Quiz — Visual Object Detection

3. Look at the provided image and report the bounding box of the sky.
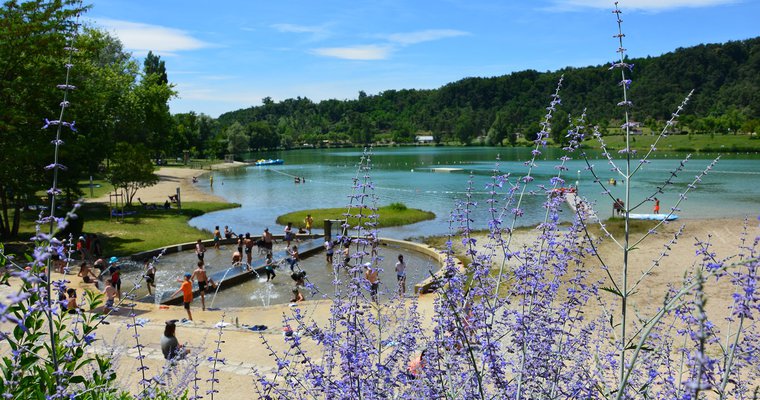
[87,0,760,118]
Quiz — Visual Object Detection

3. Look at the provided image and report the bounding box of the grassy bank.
[276,203,435,229]
[14,201,239,257]
[593,133,760,153]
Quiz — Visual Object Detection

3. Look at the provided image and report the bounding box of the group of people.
[170,260,218,321]
[613,197,661,215]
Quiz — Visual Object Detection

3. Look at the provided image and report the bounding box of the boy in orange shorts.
[171,273,194,321]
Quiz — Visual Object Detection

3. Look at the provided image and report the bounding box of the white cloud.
[311,45,393,60]
[94,18,212,56]
[271,23,331,41]
[384,29,470,45]
[547,0,739,11]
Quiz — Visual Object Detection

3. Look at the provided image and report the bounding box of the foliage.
[214,36,760,150]
[106,142,159,206]
[0,0,87,239]
[275,204,435,229]
[3,4,760,400]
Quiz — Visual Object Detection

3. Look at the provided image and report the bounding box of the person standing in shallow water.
[171,273,194,321]
[243,233,254,267]
[195,239,205,261]
[264,253,276,281]
[213,226,221,249]
[653,197,660,214]
[191,261,209,311]
[395,254,407,296]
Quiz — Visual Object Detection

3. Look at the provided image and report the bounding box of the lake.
[189,146,760,240]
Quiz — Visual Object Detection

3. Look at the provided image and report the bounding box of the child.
[190,261,209,311]
[110,265,122,300]
[290,288,304,303]
[324,240,334,264]
[264,253,276,282]
[213,226,221,249]
[304,214,314,235]
[66,288,78,314]
[103,279,116,312]
[78,262,99,286]
[171,273,194,321]
[144,260,156,295]
[287,245,300,272]
[195,239,206,261]
[284,222,294,247]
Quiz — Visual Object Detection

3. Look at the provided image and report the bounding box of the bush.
[388,202,407,211]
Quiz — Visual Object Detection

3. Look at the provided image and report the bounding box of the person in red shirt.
[171,273,194,321]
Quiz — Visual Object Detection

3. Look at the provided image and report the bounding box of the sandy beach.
[2,164,757,395]
[90,161,248,204]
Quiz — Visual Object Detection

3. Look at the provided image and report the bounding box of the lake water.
[189,147,760,240]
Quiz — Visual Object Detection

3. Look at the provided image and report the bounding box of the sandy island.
[2,164,758,395]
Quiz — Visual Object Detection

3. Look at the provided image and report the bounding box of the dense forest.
[202,36,760,154]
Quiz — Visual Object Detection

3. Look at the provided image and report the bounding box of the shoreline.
[89,161,248,204]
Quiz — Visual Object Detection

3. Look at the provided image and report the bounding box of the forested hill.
[217,36,760,147]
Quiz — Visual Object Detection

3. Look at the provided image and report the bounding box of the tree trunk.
[11,202,20,238]
[0,187,10,240]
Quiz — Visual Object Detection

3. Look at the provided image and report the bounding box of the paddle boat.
[254,159,284,166]
[628,213,678,221]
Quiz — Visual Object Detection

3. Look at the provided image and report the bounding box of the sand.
[89,161,248,204]
[1,162,757,395]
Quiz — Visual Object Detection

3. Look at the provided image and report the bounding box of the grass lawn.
[592,133,760,153]
[276,203,435,229]
[78,179,114,199]
[14,201,239,257]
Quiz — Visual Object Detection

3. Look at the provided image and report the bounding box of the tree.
[143,51,168,85]
[486,111,508,146]
[0,0,87,239]
[107,142,159,205]
[224,122,249,157]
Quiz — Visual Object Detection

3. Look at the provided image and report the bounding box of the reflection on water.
[189,147,760,240]
[119,242,439,308]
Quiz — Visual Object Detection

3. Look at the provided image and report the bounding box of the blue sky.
[88,0,759,117]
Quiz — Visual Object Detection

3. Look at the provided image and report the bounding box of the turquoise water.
[189,147,760,239]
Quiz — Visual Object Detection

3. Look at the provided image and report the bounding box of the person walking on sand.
[213,226,221,249]
[171,273,194,321]
[395,254,407,296]
[191,261,209,311]
[653,197,660,214]
[304,214,314,235]
[195,239,206,261]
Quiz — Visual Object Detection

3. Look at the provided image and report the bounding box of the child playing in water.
[171,273,194,321]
